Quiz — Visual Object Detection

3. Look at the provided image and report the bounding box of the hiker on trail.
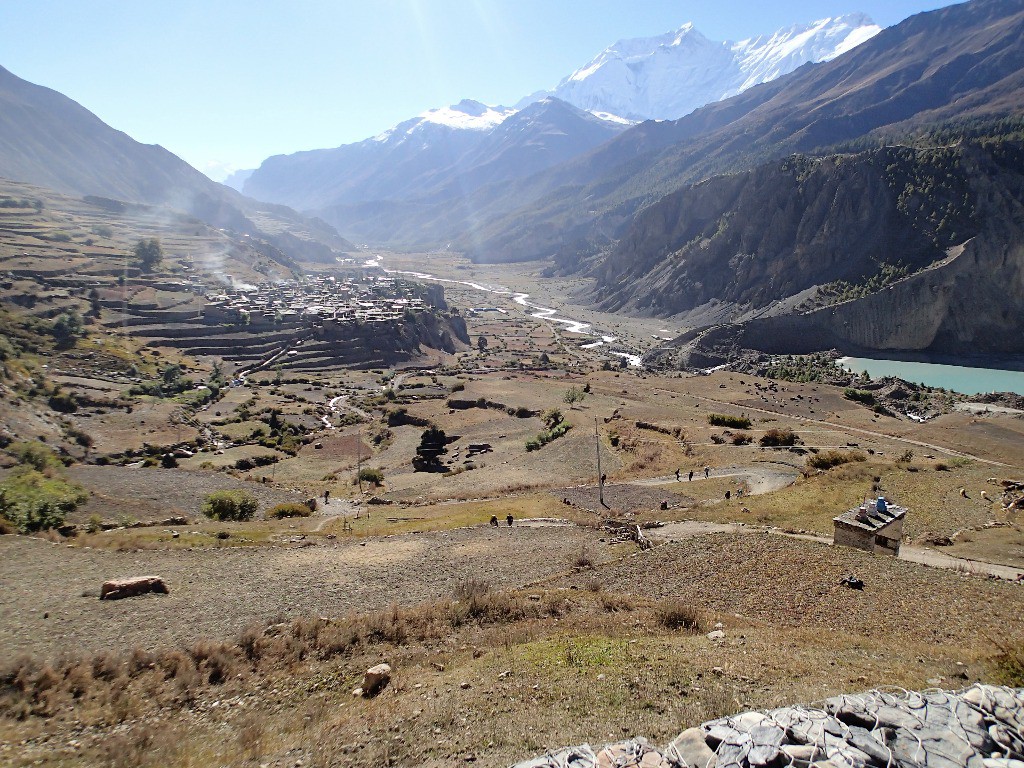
[675,469,681,481]
[688,470,694,482]
[704,466,710,479]
[601,473,607,486]
[323,489,330,503]
[725,490,731,500]
[490,515,499,527]
[506,514,514,527]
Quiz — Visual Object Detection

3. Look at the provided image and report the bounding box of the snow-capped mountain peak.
[373,99,517,144]
[529,14,882,121]
[418,99,517,130]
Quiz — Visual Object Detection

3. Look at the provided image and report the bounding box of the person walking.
[688,469,694,482]
[675,469,681,481]
[506,514,514,527]
[704,466,710,479]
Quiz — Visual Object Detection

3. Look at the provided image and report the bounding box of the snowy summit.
[526,13,881,121]
[373,99,517,144]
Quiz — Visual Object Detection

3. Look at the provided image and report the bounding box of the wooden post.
[357,426,363,494]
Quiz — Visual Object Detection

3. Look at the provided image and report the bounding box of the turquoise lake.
[837,357,1024,396]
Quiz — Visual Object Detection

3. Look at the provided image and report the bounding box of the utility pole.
[595,417,604,506]
[356,426,363,494]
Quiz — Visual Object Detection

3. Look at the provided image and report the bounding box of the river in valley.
[371,257,643,367]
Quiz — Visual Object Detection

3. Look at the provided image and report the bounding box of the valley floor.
[3,253,1024,768]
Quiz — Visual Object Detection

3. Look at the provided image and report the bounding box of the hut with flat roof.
[833,498,906,555]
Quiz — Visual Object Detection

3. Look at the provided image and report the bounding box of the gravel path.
[627,464,799,494]
[0,524,603,660]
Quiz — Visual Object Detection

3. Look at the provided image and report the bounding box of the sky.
[0,0,956,180]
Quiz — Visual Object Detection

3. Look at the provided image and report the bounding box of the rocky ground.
[553,532,1024,643]
[66,465,307,523]
[0,523,606,660]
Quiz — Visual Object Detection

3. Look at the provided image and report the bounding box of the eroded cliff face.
[639,140,1024,361]
[824,227,1024,354]
[688,216,1024,359]
[592,144,1000,317]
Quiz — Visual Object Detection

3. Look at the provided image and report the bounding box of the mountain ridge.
[462,0,1024,265]
[0,64,354,262]
[523,14,880,121]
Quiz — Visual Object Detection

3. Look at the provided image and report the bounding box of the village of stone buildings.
[201,273,444,331]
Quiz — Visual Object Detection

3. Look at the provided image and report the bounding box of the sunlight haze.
[1,0,957,178]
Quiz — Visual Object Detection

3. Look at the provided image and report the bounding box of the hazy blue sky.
[0,0,955,179]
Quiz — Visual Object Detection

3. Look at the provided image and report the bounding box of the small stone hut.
[833,501,906,555]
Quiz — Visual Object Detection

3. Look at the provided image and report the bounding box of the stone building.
[833,500,906,555]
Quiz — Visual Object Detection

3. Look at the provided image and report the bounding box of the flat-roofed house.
[833,500,906,556]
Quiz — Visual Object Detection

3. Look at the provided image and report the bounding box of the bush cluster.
[0,468,88,533]
[707,413,752,429]
[806,449,867,471]
[843,388,876,405]
[526,421,571,452]
[759,428,798,447]
[358,467,384,485]
[201,490,257,521]
[268,503,312,519]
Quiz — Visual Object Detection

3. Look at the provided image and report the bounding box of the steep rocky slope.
[591,141,1008,317]
[466,0,1024,264]
[639,137,1024,361]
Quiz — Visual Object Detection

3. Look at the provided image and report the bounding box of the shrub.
[806,449,867,471]
[655,600,706,633]
[234,455,278,471]
[760,428,798,447]
[731,433,752,445]
[707,413,751,429]
[386,408,431,427]
[9,441,62,471]
[0,468,88,532]
[47,391,78,413]
[358,467,384,485]
[201,490,257,521]
[526,421,571,451]
[268,503,312,519]
[991,637,1024,686]
[573,546,594,569]
[844,389,876,405]
[541,408,564,429]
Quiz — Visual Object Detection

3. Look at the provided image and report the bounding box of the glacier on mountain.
[526,14,881,121]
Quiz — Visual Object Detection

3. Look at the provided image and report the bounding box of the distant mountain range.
[240,13,881,244]
[0,65,353,262]
[519,14,879,121]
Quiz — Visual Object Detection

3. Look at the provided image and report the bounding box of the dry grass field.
[2,234,1023,767]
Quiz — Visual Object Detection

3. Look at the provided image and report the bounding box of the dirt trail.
[627,464,799,495]
[656,386,1010,467]
[653,523,1024,581]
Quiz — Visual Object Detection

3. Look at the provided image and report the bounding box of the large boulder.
[354,663,391,698]
[99,576,168,600]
